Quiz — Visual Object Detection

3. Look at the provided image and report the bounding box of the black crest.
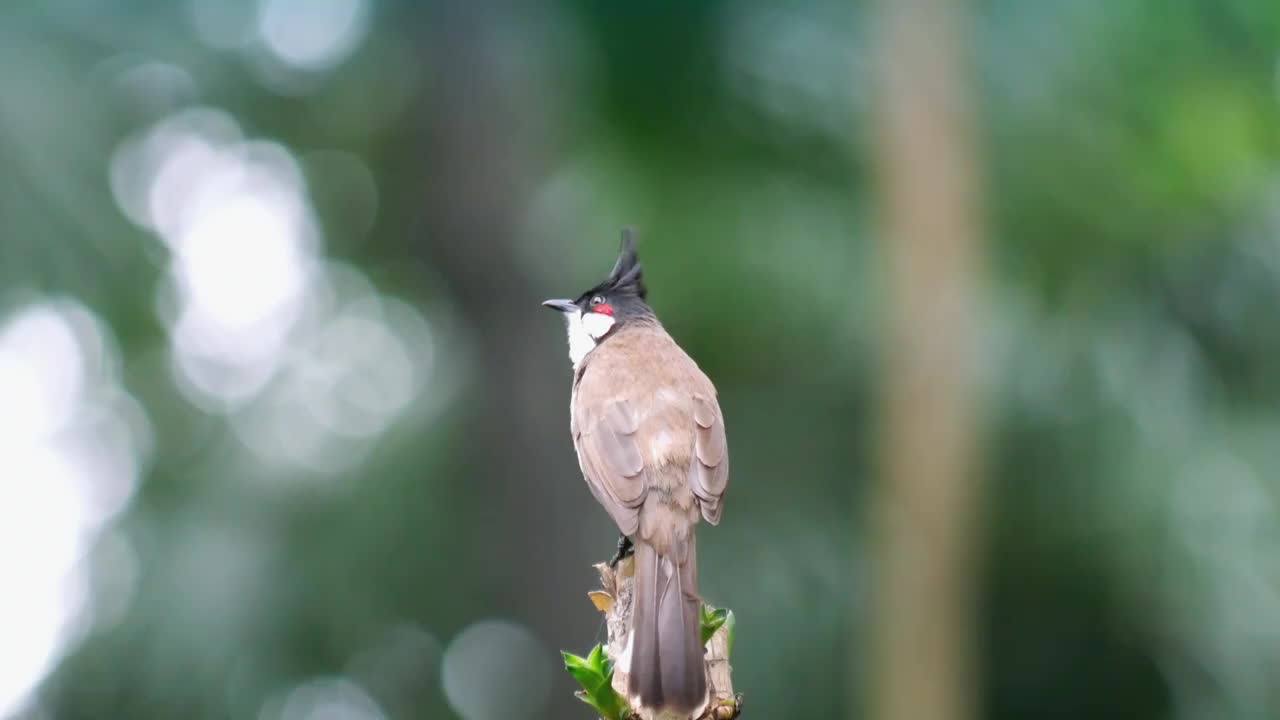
[589,227,647,300]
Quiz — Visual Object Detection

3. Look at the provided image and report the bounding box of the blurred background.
[3,0,1280,719]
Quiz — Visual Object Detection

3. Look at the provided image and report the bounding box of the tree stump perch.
[588,558,742,720]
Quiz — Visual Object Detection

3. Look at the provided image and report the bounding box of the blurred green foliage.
[1,1,1279,720]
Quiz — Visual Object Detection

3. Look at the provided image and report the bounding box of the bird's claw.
[608,534,634,568]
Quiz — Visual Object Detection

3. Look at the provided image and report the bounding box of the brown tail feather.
[629,538,707,715]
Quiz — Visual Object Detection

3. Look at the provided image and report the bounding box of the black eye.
[590,295,605,305]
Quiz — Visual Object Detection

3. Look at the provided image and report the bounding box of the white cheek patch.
[565,310,597,368]
[581,311,616,339]
[564,310,617,368]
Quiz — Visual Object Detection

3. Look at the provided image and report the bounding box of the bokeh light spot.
[0,301,148,717]
[256,0,370,72]
[441,621,550,720]
[265,677,386,720]
[111,109,322,409]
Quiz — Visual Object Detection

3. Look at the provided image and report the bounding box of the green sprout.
[562,644,630,720]
[700,604,736,657]
[564,604,737,718]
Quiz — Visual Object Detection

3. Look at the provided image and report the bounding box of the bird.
[543,228,730,718]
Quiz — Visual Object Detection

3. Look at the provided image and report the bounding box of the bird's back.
[572,320,718,552]
[577,320,715,403]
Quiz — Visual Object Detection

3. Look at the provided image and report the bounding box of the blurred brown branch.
[869,1,985,720]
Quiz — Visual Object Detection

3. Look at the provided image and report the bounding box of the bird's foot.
[608,534,634,568]
[700,694,744,719]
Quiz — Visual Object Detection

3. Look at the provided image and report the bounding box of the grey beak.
[542,299,577,313]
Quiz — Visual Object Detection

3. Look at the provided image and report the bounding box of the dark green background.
[3,0,1280,718]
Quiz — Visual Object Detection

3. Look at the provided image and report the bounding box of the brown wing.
[690,392,729,524]
[573,397,648,535]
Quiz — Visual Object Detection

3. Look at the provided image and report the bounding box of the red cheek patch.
[595,304,614,316]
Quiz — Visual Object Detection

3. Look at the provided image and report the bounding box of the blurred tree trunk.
[869,1,984,720]
[401,3,599,718]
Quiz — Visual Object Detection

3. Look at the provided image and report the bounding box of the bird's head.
[543,227,653,367]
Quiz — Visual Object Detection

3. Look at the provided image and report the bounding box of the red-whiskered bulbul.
[543,229,730,718]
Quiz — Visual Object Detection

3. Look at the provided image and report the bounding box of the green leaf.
[562,650,604,696]
[562,650,590,670]
[587,643,606,672]
[700,604,730,645]
[574,690,610,717]
[587,642,616,679]
[575,687,629,720]
[562,645,630,720]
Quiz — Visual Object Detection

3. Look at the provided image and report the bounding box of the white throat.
[565,310,616,369]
